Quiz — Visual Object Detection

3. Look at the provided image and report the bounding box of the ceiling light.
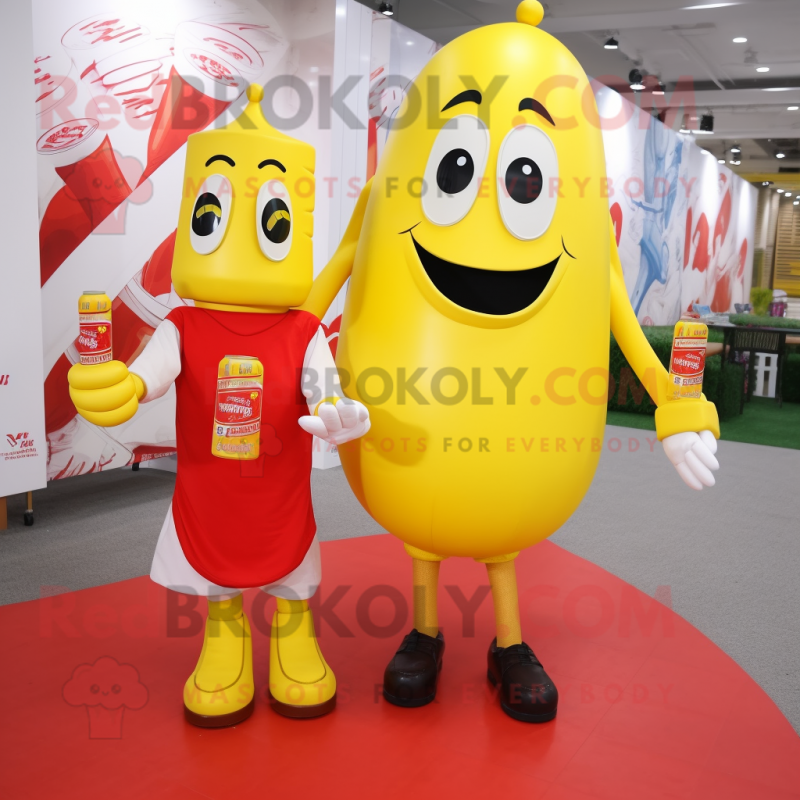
[718,158,726,163]
[795,201,799,206]
[379,2,394,15]
[786,193,793,198]
[762,181,772,186]
[604,37,619,49]
[629,69,645,91]
[776,153,786,158]
[732,37,747,43]
[652,81,666,95]
[762,87,797,92]
[683,3,738,8]
[789,106,799,111]
[756,66,770,73]
[730,144,741,153]
[729,159,741,165]
[777,188,784,193]
[698,114,714,133]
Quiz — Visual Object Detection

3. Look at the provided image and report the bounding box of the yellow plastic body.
[172,84,315,312]
[306,1,719,560]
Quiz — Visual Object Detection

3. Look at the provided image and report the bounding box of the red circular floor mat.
[1,535,798,799]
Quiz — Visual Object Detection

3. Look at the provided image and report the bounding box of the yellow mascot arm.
[298,178,373,320]
[608,220,720,441]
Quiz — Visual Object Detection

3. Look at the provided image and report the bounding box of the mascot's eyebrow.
[441,89,482,112]
[519,98,555,127]
[205,154,236,167]
[258,158,287,172]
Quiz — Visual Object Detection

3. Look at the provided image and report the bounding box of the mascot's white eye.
[256,179,293,261]
[497,125,558,240]
[189,174,233,255]
[422,114,489,227]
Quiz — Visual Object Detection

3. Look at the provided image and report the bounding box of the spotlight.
[730,144,741,153]
[604,36,619,49]
[697,114,714,133]
[718,158,726,164]
[729,159,741,166]
[776,152,786,158]
[756,66,770,72]
[786,193,794,198]
[732,37,747,43]
[379,2,394,15]
[762,181,772,186]
[629,69,645,91]
[653,81,666,96]
[789,106,799,111]
[777,188,784,193]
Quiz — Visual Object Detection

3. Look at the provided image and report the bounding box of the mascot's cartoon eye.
[189,173,233,255]
[90,684,100,694]
[192,192,222,236]
[422,114,489,226]
[256,179,293,261]
[437,148,474,195]
[505,158,543,204]
[111,684,121,694]
[497,125,558,240]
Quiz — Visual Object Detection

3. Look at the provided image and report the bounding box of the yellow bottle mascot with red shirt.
[68,85,370,727]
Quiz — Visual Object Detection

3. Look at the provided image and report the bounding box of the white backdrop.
[0,2,47,498]
[597,85,756,325]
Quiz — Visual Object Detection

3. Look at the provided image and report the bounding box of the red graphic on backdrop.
[39,135,132,284]
[139,66,231,184]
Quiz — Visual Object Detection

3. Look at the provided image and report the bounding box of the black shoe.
[487,638,558,723]
[383,629,445,708]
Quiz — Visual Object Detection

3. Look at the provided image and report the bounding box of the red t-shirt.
[166,306,320,588]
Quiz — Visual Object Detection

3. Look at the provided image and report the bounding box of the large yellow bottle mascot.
[68,85,370,727]
[302,1,720,722]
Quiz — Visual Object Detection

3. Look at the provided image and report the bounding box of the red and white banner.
[0,2,47,498]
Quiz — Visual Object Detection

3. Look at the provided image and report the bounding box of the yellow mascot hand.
[68,361,146,427]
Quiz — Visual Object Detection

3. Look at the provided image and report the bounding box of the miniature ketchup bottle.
[77,291,113,366]
[667,318,708,401]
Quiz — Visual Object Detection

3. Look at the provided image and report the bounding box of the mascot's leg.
[183,593,255,727]
[483,557,558,723]
[269,598,337,717]
[382,547,445,708]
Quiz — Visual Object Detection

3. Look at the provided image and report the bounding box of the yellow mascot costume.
[68,85,370,727]
[302,1,720,722]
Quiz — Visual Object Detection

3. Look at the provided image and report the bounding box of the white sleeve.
[300,327,342,414]
[129,319,182,403]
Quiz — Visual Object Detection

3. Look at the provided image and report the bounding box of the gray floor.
[2,425,798,733]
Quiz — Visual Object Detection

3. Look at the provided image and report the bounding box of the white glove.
[662,429,720,491]
[298,399,370,445]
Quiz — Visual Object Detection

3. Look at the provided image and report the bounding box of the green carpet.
[607,397,800,450]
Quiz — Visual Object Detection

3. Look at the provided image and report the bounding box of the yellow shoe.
[183,596,255,727]
[269,598,336,718]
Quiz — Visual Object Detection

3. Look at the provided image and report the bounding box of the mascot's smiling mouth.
[409,232,561,316]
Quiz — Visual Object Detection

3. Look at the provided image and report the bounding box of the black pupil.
[261,198,291,244]
[192,192,222,236]
[506,158,542,204]
[437,148,474,195]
